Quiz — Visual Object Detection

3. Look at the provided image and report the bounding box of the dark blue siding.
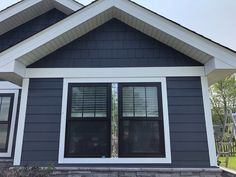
[28,19,203,68]
[0,9,66,52]
[21,77,210,167]
[21,79,63,165]
[167,77,209,167]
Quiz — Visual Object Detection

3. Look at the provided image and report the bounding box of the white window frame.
[58,77,171,164]
[0,88,19,158]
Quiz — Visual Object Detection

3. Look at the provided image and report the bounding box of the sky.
[0,0,236,51]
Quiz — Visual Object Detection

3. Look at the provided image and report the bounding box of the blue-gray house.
[0,0,236,176]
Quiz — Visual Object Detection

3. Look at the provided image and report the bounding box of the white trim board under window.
[58,77,171,164]
[0,89,19,158]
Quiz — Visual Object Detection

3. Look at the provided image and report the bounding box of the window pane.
[71,87,83,117]
[0,97,11,121]
[122,87,134,117]
[120,120,162,155]
[95,87,107,117]
[0,124,8,150]
[146,87,159,117]
[66,121,110,157]
[122,86,159,118]
[134,87,146,117]
[71,86,107,118]
[83,87,95,117]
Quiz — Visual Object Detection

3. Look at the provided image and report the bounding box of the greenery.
[210,74,236,171]
[218,156,236,171]
[0,164,54,177]
[210,74,236,126]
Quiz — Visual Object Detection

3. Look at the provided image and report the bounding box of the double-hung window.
[118,83,165,157]
[65,84,111,157]
[64,82,166,159]
[0,94,14,153]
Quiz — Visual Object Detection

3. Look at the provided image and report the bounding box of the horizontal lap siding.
[21,77,210,167]
[167,77,210,167]
[21,79,63,165]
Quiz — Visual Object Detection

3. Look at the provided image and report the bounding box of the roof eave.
[0,0,235,85]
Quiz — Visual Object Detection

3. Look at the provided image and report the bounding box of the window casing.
[0,94,14,153]
[60,77,171,163]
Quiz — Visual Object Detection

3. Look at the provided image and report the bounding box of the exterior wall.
[21,77,210,167]
[167,77,209,167]
[19,17,209,167]
[28,19,203,68]
[0,9,67,52]
[21,79,63,165]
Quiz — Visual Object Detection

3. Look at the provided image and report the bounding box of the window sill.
[59,157,171,164]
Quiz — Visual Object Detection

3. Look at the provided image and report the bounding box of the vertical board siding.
[28,19,203,68]
[21,77,210,167]
[0,9,67,52]
[21,79,63,165]
[167,77,210,167]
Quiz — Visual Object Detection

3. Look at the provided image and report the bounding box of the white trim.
[25,67,205,78]
[0,0,235,72]
[0,89,19,157]
[0,0,82,35]
[13,79,29,166]
[55,0,84,12]
[0,0,42,23]
[0,81,21,90]
[201,76,217,167]
[58,77,171,164]
[0,0,111,68]
[115,0,236,64]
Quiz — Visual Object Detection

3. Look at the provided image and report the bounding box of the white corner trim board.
[13,79,29,166]
[0,89,19,158]
[201,76,217,167]
[58,77,171,164]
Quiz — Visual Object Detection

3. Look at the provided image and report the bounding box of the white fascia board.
[14,61,26,77]
[0,61,25,77]
[205,57,236,75]
[114,0,236,68]
[55,0,84,11]
[0,61,25,86]
[25,67,205,78]
[0,0,235,70]
[0,0,111,68]
[0,0,42,23]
